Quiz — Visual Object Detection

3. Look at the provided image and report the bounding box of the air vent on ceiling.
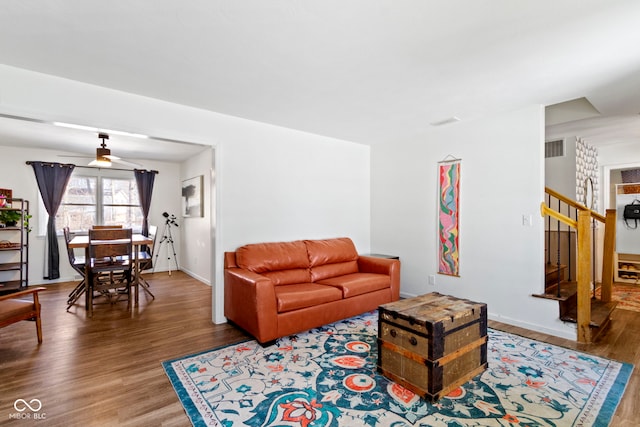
[429,116,461,126]
[545,139,564,158]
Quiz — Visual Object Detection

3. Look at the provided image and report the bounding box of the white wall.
[179,148,213,284]
[598,141,640,170]
[371,105,576,339]
[545,136,577,198]
[0,64,371,324]
[220,128,370,248]
[0,145,182,283]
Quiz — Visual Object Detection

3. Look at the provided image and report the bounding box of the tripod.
[154,213,179,276]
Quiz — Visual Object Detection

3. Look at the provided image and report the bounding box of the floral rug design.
[596,283,640,313]
[163,312,632,427]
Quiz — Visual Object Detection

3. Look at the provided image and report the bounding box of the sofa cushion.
[305,238,359,281]
[317,273,390,298]
[309,262,358,282]
[275,283,343,313]
[236,240,311,285]
[262,269,311,286]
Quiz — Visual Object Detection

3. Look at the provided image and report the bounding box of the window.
[46,169,142,234]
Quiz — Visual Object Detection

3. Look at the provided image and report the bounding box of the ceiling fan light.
[89,158,112,167]
[96,146,111,158]
[89,133,112,167]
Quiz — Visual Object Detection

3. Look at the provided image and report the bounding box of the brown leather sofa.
[224,237,400,344]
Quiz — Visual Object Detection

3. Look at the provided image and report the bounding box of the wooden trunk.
[377,292,488,401]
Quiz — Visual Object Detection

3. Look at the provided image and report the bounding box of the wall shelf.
[614,253,640,285]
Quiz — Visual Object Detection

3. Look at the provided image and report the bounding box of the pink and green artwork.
[438,161,460,276]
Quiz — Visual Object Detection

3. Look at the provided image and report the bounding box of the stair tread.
[533,281,577,301]
[559,299,618,328]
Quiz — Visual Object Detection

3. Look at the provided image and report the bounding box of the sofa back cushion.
[236,240,311,285]
[305,237,359,281]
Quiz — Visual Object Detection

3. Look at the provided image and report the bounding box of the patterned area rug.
[596,283,640,313]
[163,312,632,427]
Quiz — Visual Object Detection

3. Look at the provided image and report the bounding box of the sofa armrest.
[357,256,401,301]
[224,268,278,343]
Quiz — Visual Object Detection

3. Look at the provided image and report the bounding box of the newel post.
[576,210,592,344]
[600,209,617,303]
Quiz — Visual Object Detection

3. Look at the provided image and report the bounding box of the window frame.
[37,168,142,236]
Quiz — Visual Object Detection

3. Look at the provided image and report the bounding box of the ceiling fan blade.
[57,134,143,168]
[57,154,94,159]
[111,157,143,168]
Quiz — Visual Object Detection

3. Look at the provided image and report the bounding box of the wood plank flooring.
[1,273,637,426]
[1,272,249,426]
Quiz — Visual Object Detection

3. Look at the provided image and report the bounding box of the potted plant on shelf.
[0,209,23,227]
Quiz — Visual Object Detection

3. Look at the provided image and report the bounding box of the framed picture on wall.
[0,188,12,208]
[181,175,204,217]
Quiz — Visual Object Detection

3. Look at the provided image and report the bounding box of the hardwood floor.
[0,272,249,426]
[1,273,637,426]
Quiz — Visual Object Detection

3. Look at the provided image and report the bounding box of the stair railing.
[541,187,616,343]
[544,189,577,298]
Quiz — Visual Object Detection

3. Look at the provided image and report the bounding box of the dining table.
[68,233,154,310]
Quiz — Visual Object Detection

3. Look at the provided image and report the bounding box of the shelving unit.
[614,253,640,284]
[0,198,29,295]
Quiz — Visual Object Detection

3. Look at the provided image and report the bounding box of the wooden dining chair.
[135,224,157,299]
[92,224,123,229]
[0,287,46,343]
[63,227,86,311]
[87,228,133,317]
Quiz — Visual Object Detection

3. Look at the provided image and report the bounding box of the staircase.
[534,187,618,344]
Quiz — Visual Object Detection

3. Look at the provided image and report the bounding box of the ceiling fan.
[62,133,142,168]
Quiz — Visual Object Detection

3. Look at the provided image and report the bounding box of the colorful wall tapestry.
[438,159,460,276]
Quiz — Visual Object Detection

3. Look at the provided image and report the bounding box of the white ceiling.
[0,114,209,165]
[1,0,640,160]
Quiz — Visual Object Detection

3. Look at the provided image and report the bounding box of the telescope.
[162,212,179,227]
[156,212,179,275]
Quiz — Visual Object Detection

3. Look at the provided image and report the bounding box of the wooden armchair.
[0,287,46,343]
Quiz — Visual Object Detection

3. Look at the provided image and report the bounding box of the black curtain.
[134,169,158,237]
[28,161,75,280]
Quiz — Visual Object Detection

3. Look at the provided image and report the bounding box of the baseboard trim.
[487,313,576,340]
